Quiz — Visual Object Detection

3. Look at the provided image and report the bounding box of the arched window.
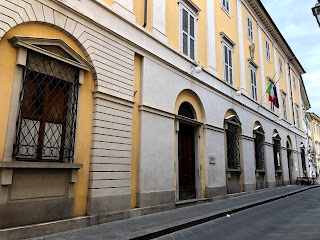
[225,115,241,169]
[254,126,265,170]
[178,102,196,120]
[273,133,281,170]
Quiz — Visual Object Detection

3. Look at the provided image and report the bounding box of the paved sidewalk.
[31,185,317,240]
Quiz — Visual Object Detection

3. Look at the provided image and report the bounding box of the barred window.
[14,50,79,162]
[254,127,265,170]
[301,146,307,173]
[226,117,241,169]
[273,134,281,170]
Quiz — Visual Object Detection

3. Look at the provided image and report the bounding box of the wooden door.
[178,123,196,200]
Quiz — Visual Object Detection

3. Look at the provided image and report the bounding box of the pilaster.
[206,0,218,76]
[258,24,267,107]
[151,0,168,43]
[237,0,247,95]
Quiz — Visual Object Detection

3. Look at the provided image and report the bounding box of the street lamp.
[312,0,320,27]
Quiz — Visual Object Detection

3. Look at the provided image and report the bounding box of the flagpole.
[257,72,277,110]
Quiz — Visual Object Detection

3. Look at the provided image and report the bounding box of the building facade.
[0,0,310,236]
[309,113,320,176]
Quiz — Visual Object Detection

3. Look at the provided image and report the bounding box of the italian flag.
[266,82,279,108]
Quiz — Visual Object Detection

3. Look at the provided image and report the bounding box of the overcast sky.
[261,0,320,116]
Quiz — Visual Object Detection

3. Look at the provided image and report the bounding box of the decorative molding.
[240,135,254,141]
[9,36,92,71]
[0,161,83,169]
[248,59,259,69]
[138,105,175,119]
[176,115,203,126]
[178,0,201,15]
[203,124,224,133]
[220,32,236,47]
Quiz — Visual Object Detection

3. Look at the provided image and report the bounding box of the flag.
[266,82,279,108]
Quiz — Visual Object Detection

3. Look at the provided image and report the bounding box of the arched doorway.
[177,102,197,200]
[286,137,293,184]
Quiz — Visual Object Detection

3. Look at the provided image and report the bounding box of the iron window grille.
[301,147,307,173]
[226,118,241,169]
[254,129,265,170]
[273,137,282,170]
[14,50,79,163]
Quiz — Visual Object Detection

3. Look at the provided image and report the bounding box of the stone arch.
[272,129,281,140]
[224,109,242,133]
[253,121,264,136]
[175,89,205,122]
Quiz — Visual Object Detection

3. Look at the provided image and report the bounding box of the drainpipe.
[143,0,147,28]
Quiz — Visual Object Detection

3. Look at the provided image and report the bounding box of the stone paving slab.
[30,185,318,240]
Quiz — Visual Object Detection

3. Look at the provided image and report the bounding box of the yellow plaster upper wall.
[133,0,152,29]
[166,0,179,51]
[0,24,94,217]
[242,5,262,102]
[214,0,240,88]
[103,0,113,5]
[165,0,207,65]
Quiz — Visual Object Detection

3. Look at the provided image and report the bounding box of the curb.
[128,185,319,240]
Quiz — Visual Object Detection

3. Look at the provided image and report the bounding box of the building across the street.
[308,112,320,176]
[0,0,311,236]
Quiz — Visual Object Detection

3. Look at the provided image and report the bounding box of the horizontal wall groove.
[91,133,131,139]
[81,31,133,56]
[93,111,132,121]
[93,61,133,78]
[94,104,132,114]
[90,52,134,71]
[86,45,133,65]
[92,119,132,127]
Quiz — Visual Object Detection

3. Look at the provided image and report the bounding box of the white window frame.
[250,66,258,101]
[223,42,233,85]
[296,105,300,128]
[247,16,254,42]
[279,58,283,75]
[221,0,230,15]
[282,93,287,120]
[179,2,198,61]
[293,76,296,91]
[265,40,270,61]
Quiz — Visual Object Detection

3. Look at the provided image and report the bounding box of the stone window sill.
[0,161,82,185]
[226,168,242,172]
[0,161,82,169]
